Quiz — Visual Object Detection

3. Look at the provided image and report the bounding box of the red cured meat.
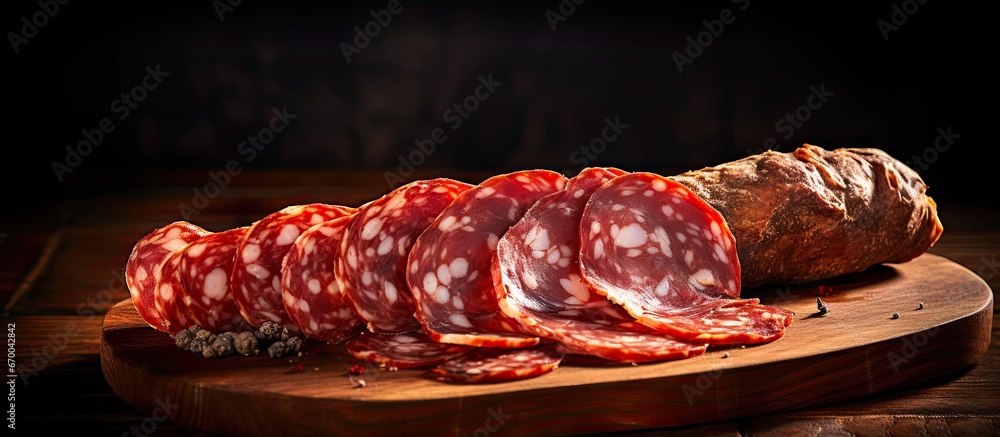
[126,222,209,332]
[495,168,708,361]
[337,179,472,333]
[179,227,251,333]
[232,204,356,331]
[346,331,474,369]
[430,343,565,383]
[281,216,363,343]
[407,170,567,348]
[579,173,793,345]
[154,248,196,335]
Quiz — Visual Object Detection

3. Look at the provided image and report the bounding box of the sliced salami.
[495,168,708,362]
[281,216,363,343]
[179,227,251,333]
[407,170,568,348]
[337,179,473,334]
[126,222,209,332]
[346,331,474,369]
[154,248,196,335]
[430,343,565,383]
[579,172,793,345]
[232,204,356,331]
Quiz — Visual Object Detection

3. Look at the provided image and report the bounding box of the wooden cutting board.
[100,253,993,436]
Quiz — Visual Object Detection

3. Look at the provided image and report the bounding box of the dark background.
[1,1,987,208]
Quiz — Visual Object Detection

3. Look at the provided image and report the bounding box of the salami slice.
[179,227,251,333]
[154,248,196,334]
[337,179,473,334]
[579,173,793,345]
[232,204,356,331]
[126,222,209,332]
[346,331,474,369]
[407,170,568,348]
[495,168,708,362]
[430,343,565,383]
[281,216,363,343]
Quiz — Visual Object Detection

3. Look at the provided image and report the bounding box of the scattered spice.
[740,345,746,349]
[818,285,834,296]
[173,322,300,359]
[349,364,365,375]
[916,302,925,311]
[233,331,259,356]
[255,321,291,342]
[202,332,235,359]
[816,297,829,316]
[353,379,367,389]
[891,312,900,320]
[267,337,304,359]
[722,352,730,359]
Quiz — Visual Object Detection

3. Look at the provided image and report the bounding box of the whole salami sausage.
[337,179,472,334]
[407,170,567,348]
[671,144,943,288]
[495,168,708,362]
[281,216,364,343]
[579,172,793,345]
[179,227,251,333]
[126,222,209,332]
[231,204,356,332]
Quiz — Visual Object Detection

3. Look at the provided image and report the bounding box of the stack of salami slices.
[126,168,796,383]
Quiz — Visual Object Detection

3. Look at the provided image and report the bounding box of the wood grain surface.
[100,253,993,436]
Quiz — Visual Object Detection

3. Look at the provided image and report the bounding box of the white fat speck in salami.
[232,203,356,331]
[494,168,708,362]
[126,221,209,333]
[431,343,565,383]
[336,179,472,334]
[579,172,793,345]
[280,216,363,343]
[407,170,567,348]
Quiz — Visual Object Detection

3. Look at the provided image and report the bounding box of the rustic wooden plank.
[99,254,992,436]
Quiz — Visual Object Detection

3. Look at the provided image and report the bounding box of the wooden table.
[3,169,997,436]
